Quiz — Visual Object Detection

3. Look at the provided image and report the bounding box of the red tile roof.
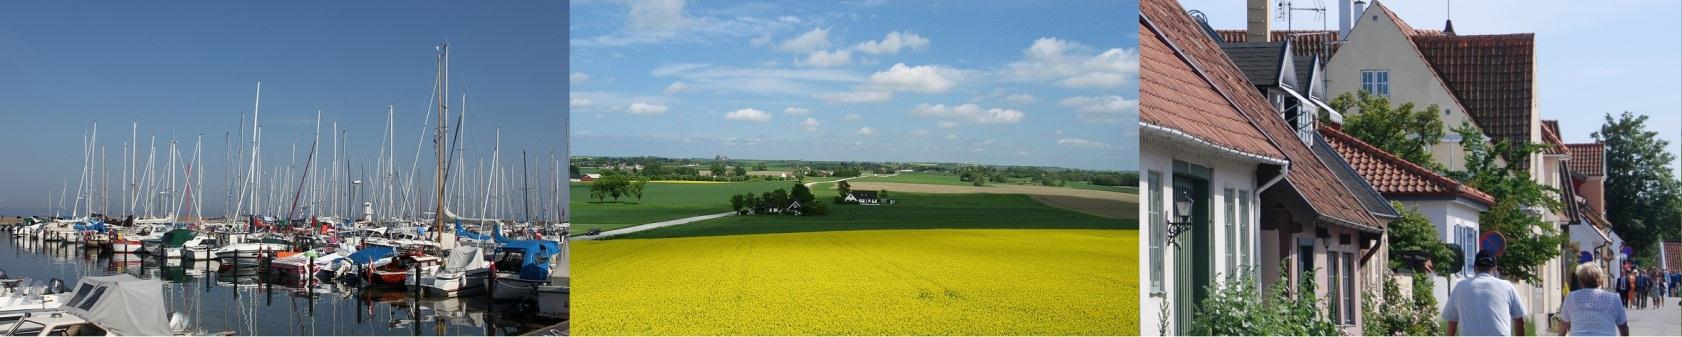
[1142,27,1285,162]
[1567,143,1605,176]
[1541,120,1570,155]
[1215,30,1340,59]
[1144,0,1384,232]
[1411,32,1537,161]
[1322,126,1495,206]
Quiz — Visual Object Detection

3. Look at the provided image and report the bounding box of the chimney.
[1339,0,1353,39]
[1444,19,1456,35]
[1248,0,1273,42]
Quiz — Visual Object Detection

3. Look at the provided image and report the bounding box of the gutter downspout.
[1258,164,1290,193]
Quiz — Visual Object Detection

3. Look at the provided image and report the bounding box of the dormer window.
[1361,70,1390,97]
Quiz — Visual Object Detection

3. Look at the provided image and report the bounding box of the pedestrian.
[1653,270,1665,309]
[1617,271,1632,308]
[1444,250,1529,336]
[1560,263,1630,336]
[1637,271,1649,309]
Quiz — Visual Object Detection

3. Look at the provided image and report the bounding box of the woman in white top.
[1560,263,1629,336]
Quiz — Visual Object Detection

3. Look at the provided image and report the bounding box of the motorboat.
[211,242,292,262]
[419,246,489,296]
[486,239,561,300]
[369,254,443,286]
[2,274,195,336]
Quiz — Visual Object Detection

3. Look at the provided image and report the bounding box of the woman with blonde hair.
[1560,263,1629,336]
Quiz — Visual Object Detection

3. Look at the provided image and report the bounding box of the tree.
[1362,271,1443,336]
[569,164,581,177]
[790,181,816,205]
[753,163,768,171]
[602,174,630,202]
[836,180,851,198]
[631,176,649,202]
[1594,112,1682,262]
[1448,122,1565,283]
[730,194,747,214]
[971,174,988,187]
[742,194,760,214]
[710,161,726,177]
[805,200,828,215]
[733,165,749,177]
[1387,202,1456,276]
[1329,91,1446,170]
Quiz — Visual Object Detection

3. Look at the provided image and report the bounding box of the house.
[844,191,880,205]
[1323,126,1495,309]
[1565,142,1621,282]
[786,201,802,215]
[579,173,602,182]
[1320,0,1574,321]
[1141,0,1388,334]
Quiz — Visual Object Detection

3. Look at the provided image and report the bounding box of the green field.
[573,229,1140,335]
[835,172,983,187]
[612,192,1133,239]
[570,180,802,232]
[1065,181,1140,193]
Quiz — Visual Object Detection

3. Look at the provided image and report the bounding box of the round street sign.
[1579,251,1594,263]
[1621,246,1634,258]
[1480,231,1506,256]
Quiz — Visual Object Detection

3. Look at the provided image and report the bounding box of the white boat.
[534,285,568,318]
[1,274,195,336]
[0,278,71,319]
[210,242,292,261]
[419,246,488,296]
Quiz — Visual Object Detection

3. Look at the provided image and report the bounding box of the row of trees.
[586,171,648,203]
[729,181,826,216]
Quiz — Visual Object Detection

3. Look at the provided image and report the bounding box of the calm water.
[0,235,562,336]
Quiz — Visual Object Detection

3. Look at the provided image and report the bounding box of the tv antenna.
[1276,0,1329,31]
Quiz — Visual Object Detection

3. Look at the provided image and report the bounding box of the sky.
[570,0,1140,172]
[0,2,566,216]
[1179,0,1682,176]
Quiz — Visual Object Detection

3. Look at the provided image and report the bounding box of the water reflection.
[2,236,561,336]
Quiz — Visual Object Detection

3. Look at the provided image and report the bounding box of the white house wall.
[1325,6,1478,172]
[1140,135,1266,336]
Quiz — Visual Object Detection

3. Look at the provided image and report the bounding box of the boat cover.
[443,246,485,271]
[63,274,171,336]
[73,221,108,233]
[456,221,491,241]
[160,229,196,247]
[497,240,560,280]
[346,245,397,265]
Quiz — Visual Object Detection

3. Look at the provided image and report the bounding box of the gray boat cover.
[63,274,170,336]
[444,246,484,272]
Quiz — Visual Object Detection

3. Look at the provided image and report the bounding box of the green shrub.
[1189,266,1339,336]
[1363,273,1442,336]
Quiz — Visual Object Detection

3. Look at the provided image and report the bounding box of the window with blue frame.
[1361,70,1390,97]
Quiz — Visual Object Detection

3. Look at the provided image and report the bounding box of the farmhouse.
[844,191,881,205]
[580,173,602,182]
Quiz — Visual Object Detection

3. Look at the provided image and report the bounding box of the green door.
[1172,174,1210,334]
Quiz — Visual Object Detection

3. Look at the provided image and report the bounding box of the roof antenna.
[1276,0,1329,32]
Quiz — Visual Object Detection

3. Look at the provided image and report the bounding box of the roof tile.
[1567,143,1605,176]
[1322,126,1495,206]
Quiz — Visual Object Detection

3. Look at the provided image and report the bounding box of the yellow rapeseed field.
[573,229,1139,335]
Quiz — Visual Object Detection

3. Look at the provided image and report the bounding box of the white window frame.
[1225,188,1237,274]
[1148,171,1165,296]
[1361,69,1390,97]
[1342,251,1356,324]
[1238,190,1251,268]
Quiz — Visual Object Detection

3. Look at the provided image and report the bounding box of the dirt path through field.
[845,182,1139,219]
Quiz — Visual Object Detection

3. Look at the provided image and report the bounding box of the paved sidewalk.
[1624,295,1679,336]
[574,211,735,240]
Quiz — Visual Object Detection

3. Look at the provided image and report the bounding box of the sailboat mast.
[523,150,530,223]
[433,43,449,236]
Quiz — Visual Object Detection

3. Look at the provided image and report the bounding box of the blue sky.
[570,0,1139,172]
[1180,0,1682,176]
[0,2,565,215]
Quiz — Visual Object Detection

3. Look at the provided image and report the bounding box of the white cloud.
[817,90,894,103]
[664,81,691,94]
[1005,93,1038,104]
[724,108,772,122]
[936,121,959,128]
[749,34,772,47]
[1058,95,1138,123]
[1016,150,1030,156]
[778,27,832,53]
[856,127,876,136]
[800,49,852,67]
[784,106,810,115]
[1006,37,1138,89]
[627,0,692,33]
[944,134,959,140]
[570,73,590,84]
[627,102,669,115]
[653,63,864,97]
[911,129,930,137]
[570,98,593,109]
[798,117,820,131]
[844,114,862,121]
[910,103,1026,124]
[1057,138,1112,148]
[853,31,930,55]
[867,63,958,93]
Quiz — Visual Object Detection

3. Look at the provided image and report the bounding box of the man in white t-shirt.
[1443,250,1528,336]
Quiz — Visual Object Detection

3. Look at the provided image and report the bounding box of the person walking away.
[1560,263,1630,336]
[1444,250,1529,336]
[1636,272,1649,309]
[1653,270,1665,309]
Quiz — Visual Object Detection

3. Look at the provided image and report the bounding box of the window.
[1361,70,1390,97]
[1461,226,1477,274]
[1343,252,1356,324]
[1238,190,1251,268]
[1148,171,1164,295]
[1298,239,1315,288]
[1328,253,1341,321]
[1225,188,1237,273]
